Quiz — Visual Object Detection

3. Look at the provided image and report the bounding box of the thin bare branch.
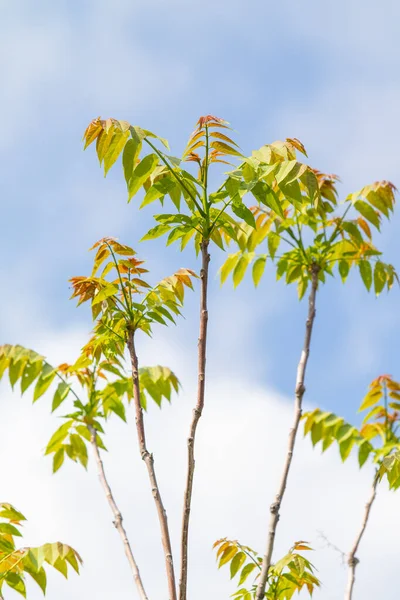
[345,475,378,600]
[126,333,177,600]
[255,264,320,600]
[179,240,210,600]
[317,531,346,566]
[88,425,149,600]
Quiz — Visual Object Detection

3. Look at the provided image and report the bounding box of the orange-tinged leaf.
[210,140,242,158]
[83,117,103,149]
[96,128,115,165]
[286,137,308,157]
[209,131,240,148]
[104,129,130,175]
[218,545,238,567]
[357,217,372,239]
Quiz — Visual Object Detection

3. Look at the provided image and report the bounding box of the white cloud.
[1,326,399,599]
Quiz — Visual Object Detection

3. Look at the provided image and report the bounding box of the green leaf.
[92,284,119,306]
[286,264,302,284]
[8,359,26,389]
[219,545,238,567]
[122,136,142,185]
[33,364,56,402]
[276,160,307,186]
[6,573,26,597]
[252,256,267,287]
[359,387,382,411]
[354,201,380,230]
[338,260,350,282]
[104,130,130,176]
[141,128,170,150]
[141,224,172,242]
[0,504,26,521]
[297,277,308,300]
[268,232,280,259]
[53,448,65,473]
[0,523,22,536]
[252,182,284,217]
[220,253,240,285]
[140,176,176,208]
[339,437,355,461]
[230,551,246,578]
[26,567,47,594]
[276,259,288,280]
[128,153,159,201]
[70,434,88,468]
[374,261,387,296]
[52,382,71,412]
[231,201,256,228]
[358,260,372,291]
[45,421,73,455]
[238,562,256,585]
[358,441,372,467]
[233,254,253,288]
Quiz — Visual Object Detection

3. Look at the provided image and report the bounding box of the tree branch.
[88,425,149,600]
[126,332,177,600]
[179,240,210,600]
[345,474,378,600]
[255,264,320,600]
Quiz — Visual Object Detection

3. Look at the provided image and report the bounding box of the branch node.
[270,501,280,515]
[348,556,360,568]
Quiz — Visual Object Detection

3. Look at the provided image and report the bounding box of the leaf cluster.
[83,117,248,252]
[220,163,397,297]
[213,538,319,599]
[70,237,196,338]
[0,503,81,598]
[303,374,400,469]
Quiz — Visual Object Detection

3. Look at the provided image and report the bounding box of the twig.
[88,425,148,600]
[345,474,378,600]
[255,264,320,600]
[179,240,210,600]
[317,530,346,566]
[126,332,177,600]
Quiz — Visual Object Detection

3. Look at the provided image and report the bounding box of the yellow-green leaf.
[220,252,240,285]
[122,137,142,184]
[252,256,267,287]
[233,253,253,288]
[374,261,386,295]
[358,260,372,291]
[128,154,159,201]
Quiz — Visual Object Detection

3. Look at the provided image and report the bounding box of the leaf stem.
[105,242,132,316]
[328,203,352,245]
[144,138,205,217]
[209,199,233,235]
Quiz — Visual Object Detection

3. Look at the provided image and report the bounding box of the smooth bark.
[127,333,177,600]
[89,425,149,600]
[345,476,378,600]
[179,240,210,600]
[255,265,319,600]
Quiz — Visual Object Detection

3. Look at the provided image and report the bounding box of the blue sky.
[2,1,400,599]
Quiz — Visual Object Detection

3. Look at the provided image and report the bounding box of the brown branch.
[179,240,210,600]
[345,474,378,600]
[255,264,320,600]
[88,425,149,600]
[126,332,177,600]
